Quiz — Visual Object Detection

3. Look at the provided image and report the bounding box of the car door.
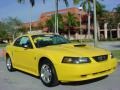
[13,36,37,74]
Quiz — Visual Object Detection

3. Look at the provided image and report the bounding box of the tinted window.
[14,37,21,46]
[32,34,70,48]
[14,36,33,48]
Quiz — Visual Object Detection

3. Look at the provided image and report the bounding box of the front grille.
[93,55,108,62]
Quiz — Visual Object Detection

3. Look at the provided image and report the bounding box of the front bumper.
[55,58,117,82]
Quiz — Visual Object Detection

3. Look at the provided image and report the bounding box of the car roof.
[26,33,56,36]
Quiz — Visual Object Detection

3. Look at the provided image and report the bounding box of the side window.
[14,36,33,48]
[19,37,29,46]
[14,37,21,46]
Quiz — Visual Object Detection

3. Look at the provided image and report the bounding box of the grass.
[0,44,7,48]
[111,50,120,62]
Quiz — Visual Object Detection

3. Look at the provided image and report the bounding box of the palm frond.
[17,0,25,3]
[29,0,35,7]
[43,0,45,4]
[88,0,92,12]
[81,1,86,11]
[63,0,69,7]
[73,0,80,5]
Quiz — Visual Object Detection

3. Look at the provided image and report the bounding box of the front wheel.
[6,56,14,72]
[40,60,59,87]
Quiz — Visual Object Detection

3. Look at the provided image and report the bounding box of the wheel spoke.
[6,58,11,70]
[41,64,52,84]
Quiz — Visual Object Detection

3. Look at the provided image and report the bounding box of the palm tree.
[53,0,69,34]
[17,0,69,34]
[74,0,93,39]
[18,0,35,7]
[17,0,36,31]
[73,0,104,39]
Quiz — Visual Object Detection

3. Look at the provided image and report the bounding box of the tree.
[17,0,69,34]
[55,0,69,34]
[46,15,55,33]
[114,4,120,13]
[114,4,120,24]
[46,14,64,33]
[73,0,93,38]
[105,4,120,40]
[73,0,104,39]
[0,22,8,39]
[0,17,23,40]
[18,0,35,7]
[2,17,23,40]
[96,2,106,18]
[65,12,78,39]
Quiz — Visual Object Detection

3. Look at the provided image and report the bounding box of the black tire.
[6,56,14,72]
[40,60,59,87]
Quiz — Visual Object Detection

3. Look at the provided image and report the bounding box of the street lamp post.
[78,7,83,43]
[55,0,59,34]
[93,0,98,47]
[56,0,59,34]
[29,5,34,32]
[30,8,32,32]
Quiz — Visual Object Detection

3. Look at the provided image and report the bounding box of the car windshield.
[32,34,70,48]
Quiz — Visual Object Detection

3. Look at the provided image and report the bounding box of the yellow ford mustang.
[6,34,117,87]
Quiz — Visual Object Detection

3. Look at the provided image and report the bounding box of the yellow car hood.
[38,43,110,57]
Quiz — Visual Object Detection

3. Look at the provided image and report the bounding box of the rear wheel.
[40,60,59,87]
[6,56,14,72]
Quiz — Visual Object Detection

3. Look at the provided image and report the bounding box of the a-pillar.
[104,23,108,39]
[117,23,120,39]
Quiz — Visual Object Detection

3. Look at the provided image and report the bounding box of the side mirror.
[23,44,29,49]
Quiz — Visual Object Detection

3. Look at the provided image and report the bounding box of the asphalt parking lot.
[0,41,120,90]
[0,57,120,90]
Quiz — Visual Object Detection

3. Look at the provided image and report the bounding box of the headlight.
[62,57,91,64]
[110,53,114,58]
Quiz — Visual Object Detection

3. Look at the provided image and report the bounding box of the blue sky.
[0,0,119,23]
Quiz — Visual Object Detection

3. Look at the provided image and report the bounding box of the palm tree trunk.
[55,0,59,34]
[93,0,98,47]
[68,28,70,40]
[110,29,112,40]
[66,6,70,40]
[87,12,91,39]
[29,6,33,31]
[56,0,59,34]
[55,12,57,33]
[54,0,57,34]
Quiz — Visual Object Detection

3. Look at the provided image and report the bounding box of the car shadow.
[9,68,109,87]
[60,75,108,86]
[14,69,40,79]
